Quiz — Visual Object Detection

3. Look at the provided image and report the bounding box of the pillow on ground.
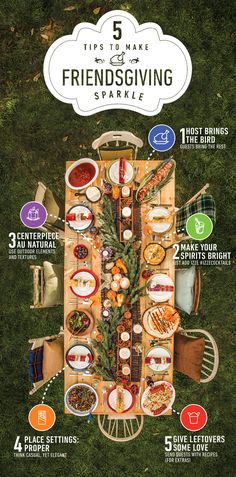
[43,335,64,381]
[175,266,196,314]
[174,333,205,383]
[43,261,63,307]
[29,346,44,382]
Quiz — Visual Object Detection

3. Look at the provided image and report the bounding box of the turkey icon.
[148,124,176,152]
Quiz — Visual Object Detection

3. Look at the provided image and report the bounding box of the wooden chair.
[178,329,219,383]
[92,131,143,161]
[97,414,144,442]
[28,327,64,395]
[35,181,65,241]
[30,264,63,309]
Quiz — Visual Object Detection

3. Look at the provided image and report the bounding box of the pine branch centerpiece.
[92,195,142,380]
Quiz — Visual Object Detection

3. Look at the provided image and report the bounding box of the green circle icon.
[186,213,213,240]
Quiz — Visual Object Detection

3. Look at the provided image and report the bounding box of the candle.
[123,229,133,241]
[122,207,132,218]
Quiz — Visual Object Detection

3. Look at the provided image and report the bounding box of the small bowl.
[65,158,99,191]
[73,244,89,260]
[66,310,94,336]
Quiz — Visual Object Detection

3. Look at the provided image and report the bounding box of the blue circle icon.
[148,124,176,152]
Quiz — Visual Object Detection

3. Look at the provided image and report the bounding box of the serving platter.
[141,381,175,416]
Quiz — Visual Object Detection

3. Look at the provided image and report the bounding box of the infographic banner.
[1,2,235,476]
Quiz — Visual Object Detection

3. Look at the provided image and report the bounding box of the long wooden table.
[64,160,175,415]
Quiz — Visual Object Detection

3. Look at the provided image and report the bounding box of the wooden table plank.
[64,160,175,415]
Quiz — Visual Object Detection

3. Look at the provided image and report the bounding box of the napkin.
[145,356,171,364]
[67,353,92,362]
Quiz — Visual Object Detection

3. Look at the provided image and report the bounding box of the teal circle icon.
[186,213,213,240]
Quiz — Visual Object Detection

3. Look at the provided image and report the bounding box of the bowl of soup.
[65,158,99,190]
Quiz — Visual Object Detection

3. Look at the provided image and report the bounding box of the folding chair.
[97,414,144,442]
[35,181,65,241]
[92,131,143,161]
[174,183,216,239]
[28,327,64,395]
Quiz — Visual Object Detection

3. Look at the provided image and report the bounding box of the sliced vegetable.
[116,258,128,274]
[136,159,175,203]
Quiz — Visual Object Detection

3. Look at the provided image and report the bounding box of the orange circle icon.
[28,404,56,431]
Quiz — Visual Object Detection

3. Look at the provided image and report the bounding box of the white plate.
[67,205,94,232]
[143,305,180,338]
[108,160,134,185]
[141,381,175,416]
[66,344,93,370]
[65,158,99,190]
[107,387,134,413]
[145,346,172,373]
[65,384,98,416]
[70,269,99,298]
[147,207,173,234]
[146,273,174,303]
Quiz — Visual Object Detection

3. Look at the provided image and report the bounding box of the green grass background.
[0,1,235,476]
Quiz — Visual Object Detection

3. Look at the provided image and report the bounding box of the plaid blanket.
[176,194,216,234]
[29,346,44,382]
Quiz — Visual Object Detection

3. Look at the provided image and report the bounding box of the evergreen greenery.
[92,195,141,379]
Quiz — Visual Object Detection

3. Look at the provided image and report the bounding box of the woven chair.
[97,414,144,442]
[92,131,143,161]
[179,329,219,383]
[34,181,65,241]
[28,327,64,395]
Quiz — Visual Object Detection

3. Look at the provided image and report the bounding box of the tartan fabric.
[176,194,216,234]
[29,346,44,382]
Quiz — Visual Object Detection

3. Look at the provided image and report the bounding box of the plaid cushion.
[176,194,216,234]
[29,346,44,382]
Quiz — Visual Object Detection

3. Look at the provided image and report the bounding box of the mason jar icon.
[195,217,205,235]
[187,411,200,424]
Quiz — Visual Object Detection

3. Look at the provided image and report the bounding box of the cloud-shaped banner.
[43,10,192,116]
